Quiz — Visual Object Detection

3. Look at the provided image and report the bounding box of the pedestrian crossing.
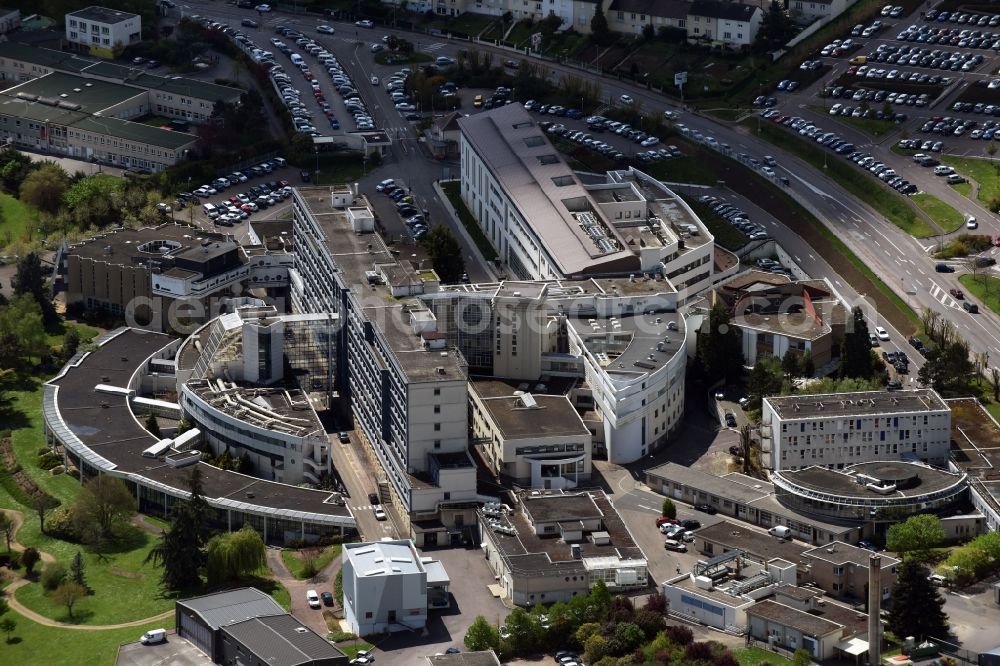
[352,504,380,511]
[424,42,447,52]
[928,281,958,309]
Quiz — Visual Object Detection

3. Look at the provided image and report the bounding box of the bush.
[328,630,357,642]
[45,506,80,542]
[40,562,67,591]
[299,557,318,579]
[38,452,62,470]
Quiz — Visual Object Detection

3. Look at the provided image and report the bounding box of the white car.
[255,3,271,11]
[374,506,387,521]
[875,326,890,341]
[306,589,321,609]
[317,25,335,34]
[370,75,379,85]
[619,94,634,104]
[356,19,374,28]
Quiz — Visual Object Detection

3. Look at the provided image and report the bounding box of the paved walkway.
[265,546,342,637]
[0,508,173,631]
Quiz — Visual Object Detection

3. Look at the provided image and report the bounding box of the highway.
[174,0,1000,371]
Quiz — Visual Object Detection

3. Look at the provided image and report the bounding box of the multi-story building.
[290,187,485,544]
[175,305,337,486]
[341,540,450,635]
[762,390,952,471]
[458,104,732,303]
[706,270,848,367]
[480,489,647,606]
[608,0,689,35]
[423,276,688,464]
[470,379,592,489]
[686,0,763,47]
[57,224,292,330]
[801,542,898,601]
[0,7,19,34]
[65,6,141,57]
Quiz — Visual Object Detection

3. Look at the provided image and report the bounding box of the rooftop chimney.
[868,554,882,666]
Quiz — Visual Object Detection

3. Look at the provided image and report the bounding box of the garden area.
[281,544,342,580]
[960,274,1000,317]
[680,194,749,251]
[440,180,499,262]
[941,155,1000,210]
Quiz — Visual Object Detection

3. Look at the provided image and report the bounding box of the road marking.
[637,504,655,512]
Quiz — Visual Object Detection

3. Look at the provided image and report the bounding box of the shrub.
[328,630,357,642]
[40,562,67,591]
[45,506,79,542]
[299,557,318,579]
[38,452,62,470]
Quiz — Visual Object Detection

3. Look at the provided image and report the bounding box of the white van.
[202,203,219,219]
[141,628,167,645]
[290,53,304,66]
[768,525,792,539]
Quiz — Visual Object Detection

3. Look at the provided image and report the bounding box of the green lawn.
[375,51,431,65]
[746,121,938,237]
[941,155,1000,207]
[643,155,717,186]
[839,115,900,138]
[14,529,176,625]
[440,180,499,262]
[0,192,40,247]
[734,646,796,666]
[136,115,174,127]
[280,544,342,580]
[338,640,376,658]
[680,195,749,251]
[434,13,496,37]
[951,180,973,197]
[0,617,172,666]
[308,155,367,186]
[911,193,965,233]
[959,274,1000,317]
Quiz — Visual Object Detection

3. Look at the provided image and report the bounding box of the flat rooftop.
[344,540,423,576]
[735,311,829,341]
[458,104,637,276]
[6,71,144,113]
[948,397,1000,481]
[471,380,589,440]
[568,311,683,379]
[186,381,324,439]
[484,490,644,574]
[607,168,711,252]
[522,493,603,524]
[295,187,465,383]
[802,541,899,569]
[67,5,138,23]
[67,225,238,266]
[49,328,352,521]
[775,462,966,499]
[764,389,949,420]
[646,462,772,505]
[747,599,845,638]
[668,566,767,607]
[695,520,809,565]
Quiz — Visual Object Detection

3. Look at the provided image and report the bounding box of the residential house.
[686,0,763,47]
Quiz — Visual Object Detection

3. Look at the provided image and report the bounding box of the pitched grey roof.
[689,0,761,22]
[221,614,347,666]
[610,0,689,20]
[177,588,285,630]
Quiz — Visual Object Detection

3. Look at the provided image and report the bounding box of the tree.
[661,497,676,519]
[590,3,610,44]
[40,562,66,591]
[575,621,602,646]
[464,614,500,652]
[205,524,266,584]
[757,0,795,49]
[781,349,801,378]
[72,475,135,543]
[502,607,543,655]
[583,633,609,663]
[145,413,161,438]
[801,350,815,377]
[146,467,209,590]
[747,354,783,407]
[697,302,744,385]
[839,307,874,379]
[34,495,59,535]
[53,581,87,621]
[19,546,40,575]
[540,13,563,38]
[19,162,68,214]
[887,515,945,560]
[12,252,47,309]
[588,579,611,621]
[793,648,812,666]
[918,337,975,397]
[0,512,12,552]
[0,616,15,643]
[887,559,949,640]
[70,550,87,589]
[63,327,81,360]
[420,225,465,283]
[0,294,48,366]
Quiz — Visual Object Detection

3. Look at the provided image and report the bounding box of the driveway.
[116,633,212,666]
[266,547,337,636]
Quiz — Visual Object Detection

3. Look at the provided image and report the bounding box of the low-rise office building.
[480,489,647,606]
[176,588,348,665]
[65,6,141,57]
[801,541,898,601]
[746,590,870,661]
[762,389,952,471]
[342,539,450,635]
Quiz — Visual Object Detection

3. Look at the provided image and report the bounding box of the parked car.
[694,504,717,515]
[141,629,167,645]
[724,412,736,428]
[680,519,701,530]
[368,492,380,505]
[374,506,387,520]
[306,589,321,609]
[655,515,678,527]
[321,591,334,606]
[664,539,687,552]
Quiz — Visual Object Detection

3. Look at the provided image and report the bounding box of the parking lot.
[116,633,211,666]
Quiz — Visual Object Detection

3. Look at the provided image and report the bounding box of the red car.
[994,234,1000,247]
[656,515,678,528]
[949,288,965,300]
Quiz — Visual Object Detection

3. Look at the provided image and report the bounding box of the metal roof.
[177,588,285,630]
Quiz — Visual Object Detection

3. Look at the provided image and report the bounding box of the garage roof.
[177,588,285,630]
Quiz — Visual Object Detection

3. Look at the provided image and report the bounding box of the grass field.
[440,180,499,262]
[951,180,973,197]
[734,646,795,665]
[643,154,718,186]
[338,640,376,658]
[941,155,1000,207]
[839,116,900,138]
[959,274,1000,316]
[309,155,366,186]
[746,121,938,237]
[0,616,170,666]
[911,193,965,233]
[0,193,40,247]
[280,544,342,580]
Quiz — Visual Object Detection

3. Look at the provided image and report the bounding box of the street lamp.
[314,147,320,182]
